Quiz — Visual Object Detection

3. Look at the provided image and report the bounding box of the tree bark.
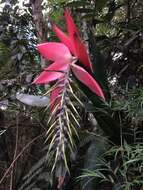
[30,0,48,68]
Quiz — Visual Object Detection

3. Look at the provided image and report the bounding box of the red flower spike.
[33,60,69,84]
[52,23,76,55]
[71,63,105,99]
[73,33,93,71]
[52,10,93,71]
[64,9,79,36]
[37,42,71,62]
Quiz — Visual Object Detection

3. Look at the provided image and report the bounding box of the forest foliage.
[0,0,143,190]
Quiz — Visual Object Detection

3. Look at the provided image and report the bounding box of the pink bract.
[33,10,105,109]
[52,10,92,71]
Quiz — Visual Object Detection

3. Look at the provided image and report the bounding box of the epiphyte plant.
[33,9,105,189]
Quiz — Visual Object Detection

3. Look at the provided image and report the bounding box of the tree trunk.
[30,0,48,69]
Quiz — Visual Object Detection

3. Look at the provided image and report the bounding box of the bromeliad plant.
[33,10,105,100]
[33,9,106,188]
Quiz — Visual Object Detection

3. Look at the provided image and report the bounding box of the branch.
[0,132,45,185]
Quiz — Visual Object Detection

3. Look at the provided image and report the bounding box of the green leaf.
[88,32,111,101]
[74,76,120,144]
[91,51,111,101]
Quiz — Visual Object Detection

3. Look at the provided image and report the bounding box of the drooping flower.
[33,42,105,100]
[33,10,105,109]
[32,10,105,187]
